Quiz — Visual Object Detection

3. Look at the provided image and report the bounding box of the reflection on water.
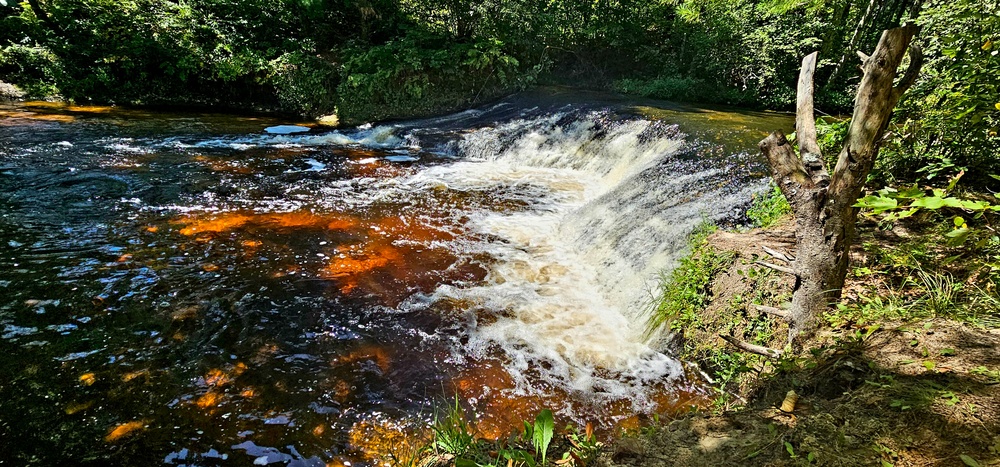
[0,93,790,465]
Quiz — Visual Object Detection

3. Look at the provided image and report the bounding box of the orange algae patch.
[65,104,115,113]
[204,369,231,387]
[449,359,710,440]
[347,419,426,464]
[195,391,222,409]
[65,400,94,415]
[105,420,147,442]
[177,213,253,236]
[374,216,455,243]
[450,363,547,440]
[122,370,149,382]
[0,110,76,123]
[193,362,248,409]
[79,373,97,386]
[175,210,359,236]
[332,346,392,373]
[321,243,404,293]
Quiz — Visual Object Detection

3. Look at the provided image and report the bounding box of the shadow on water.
[0,90,791,465]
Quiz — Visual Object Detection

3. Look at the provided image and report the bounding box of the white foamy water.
[386,111,760,404]
[140,108,760,407]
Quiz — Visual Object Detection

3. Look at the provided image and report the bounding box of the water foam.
[393,111,758,403]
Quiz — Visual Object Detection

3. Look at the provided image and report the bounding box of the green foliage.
[523,409,554,466]
[271,52,339,117]
[853,173,1000,247]
[337,31,538,122]
[747,184,791,228]
[613,77,715,103]
[880,0,1000,188]
[646,223,735,337]
[425,402,599,467]
[0,0,917,117]
[0,44,62,97]
[431,397,478,456]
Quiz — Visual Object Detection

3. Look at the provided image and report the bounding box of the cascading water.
[397,111,763,403]
[0,97,785,465]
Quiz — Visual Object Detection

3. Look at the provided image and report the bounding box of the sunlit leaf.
[945,227,971,245]
[909,197,947,209]
[854,196,898,213]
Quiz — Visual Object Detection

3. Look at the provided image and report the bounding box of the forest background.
[1,0,997,187]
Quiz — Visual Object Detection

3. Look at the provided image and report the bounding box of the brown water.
[0,94,791,466]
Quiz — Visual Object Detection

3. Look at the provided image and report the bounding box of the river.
[0,90,791,465]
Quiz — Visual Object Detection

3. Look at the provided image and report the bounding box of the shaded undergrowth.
[613,199,1000,466]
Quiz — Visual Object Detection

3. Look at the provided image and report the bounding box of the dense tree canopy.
[1,0,996,182]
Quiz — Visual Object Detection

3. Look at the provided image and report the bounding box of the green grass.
[746,183,791,229]
[645,223,735,337]
[419,402,602,467]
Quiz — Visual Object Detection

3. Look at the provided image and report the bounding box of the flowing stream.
[0,92,791,465]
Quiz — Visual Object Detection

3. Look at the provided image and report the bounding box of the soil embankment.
[602,223,1000,466]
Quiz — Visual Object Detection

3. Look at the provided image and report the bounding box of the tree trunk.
[757,25,922,349]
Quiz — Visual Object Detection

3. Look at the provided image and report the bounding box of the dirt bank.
[601,223,1000,466]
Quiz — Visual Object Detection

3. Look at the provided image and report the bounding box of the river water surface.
[0,91,791,465]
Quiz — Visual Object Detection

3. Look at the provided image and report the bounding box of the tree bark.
[759,25,922,347]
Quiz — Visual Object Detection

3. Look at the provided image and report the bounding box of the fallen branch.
[762,245,795,263]
[720,335,784,359]
[755,260,797,276]
[753,304,790,320]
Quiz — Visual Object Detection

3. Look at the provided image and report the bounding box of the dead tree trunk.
[732,26,922,356]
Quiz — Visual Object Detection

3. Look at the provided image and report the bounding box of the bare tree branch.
[754,304,791,320]
[762,245,795,263]
[720,335,784,359]
[755,260,797,276]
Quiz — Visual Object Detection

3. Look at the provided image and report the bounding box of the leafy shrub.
[747,184,791,228]
[0,44,62,97]
[646,224,735,336]
[881,0,1000,188]
[271,52,339,117]
[337,31,540,123]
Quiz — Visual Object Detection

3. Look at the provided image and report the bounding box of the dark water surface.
[0,94,791,466]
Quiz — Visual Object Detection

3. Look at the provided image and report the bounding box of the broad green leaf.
[909,197,947,209]
[960,454,982,467]
[855,196,898,213]
[945,227,971,245]
[896,185,925,199]
[533,409,554,465]
[784,441,796,457]
[958,200,990,210]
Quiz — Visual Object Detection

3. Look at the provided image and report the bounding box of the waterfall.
[389,109,763,403]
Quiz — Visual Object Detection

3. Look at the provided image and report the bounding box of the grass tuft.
[746,184,791,229]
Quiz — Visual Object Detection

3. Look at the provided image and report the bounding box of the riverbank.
[600,218,1000,466]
